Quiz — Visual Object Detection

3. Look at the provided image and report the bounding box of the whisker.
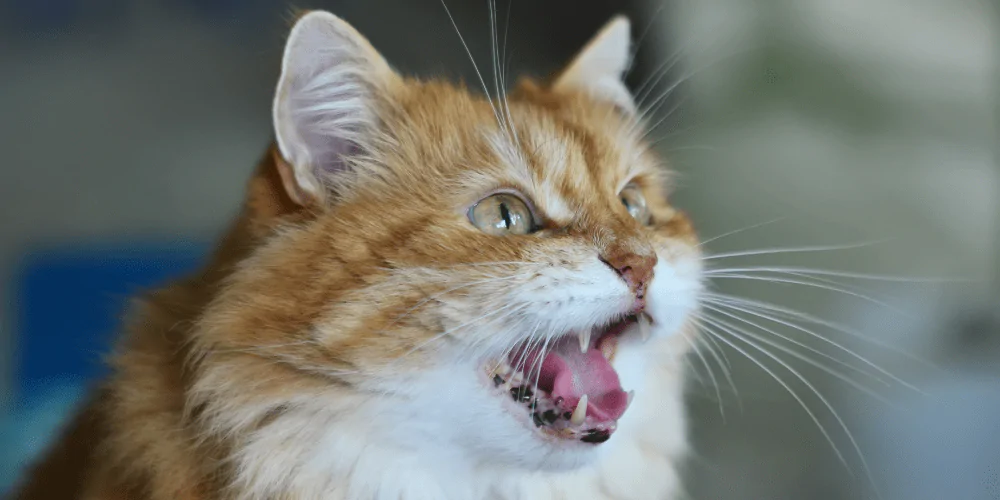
[204,339,320,356]
[488,0,522,152]
[634,28,740,117]
[697,217,786,248]
[699,311,894,403]
[384,273,529,330]
[438,0,505,131]
[422,261,532,269]
[487,0,508,136]
[703,240,887,261]
[680,331,726,420]
[527,325,555,400]
[501,0,512,80]
[705,273,913,319]
[500,7,521,150]
[397,301,529,361]
[697,322,850,466]
[634,43,688,111]
[628,0,668,77]
[704,266,963,283]
[512,324,546,387]
[703,292,943,376]
[641,95,690,140]
[702,299,913,391]
[701,318,881,497]
[691,319,743,411]
[489,318,540,375]
[635,41,762,136]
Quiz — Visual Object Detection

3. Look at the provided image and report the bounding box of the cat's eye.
[468,193,535,236]
[619,185,651,225]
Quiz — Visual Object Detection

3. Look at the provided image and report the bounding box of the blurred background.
[0,0,997,498]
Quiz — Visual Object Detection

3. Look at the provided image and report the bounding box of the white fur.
[215,243,701,499]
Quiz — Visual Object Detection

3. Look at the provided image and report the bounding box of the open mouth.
[485,313,652,444]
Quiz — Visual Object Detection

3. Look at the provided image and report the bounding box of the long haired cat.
[16,10,702,500]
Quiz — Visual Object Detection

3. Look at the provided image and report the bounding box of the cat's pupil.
[499,202,512,229]
[621,197,629,208]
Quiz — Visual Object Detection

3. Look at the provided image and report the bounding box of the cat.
[15,9,703,500]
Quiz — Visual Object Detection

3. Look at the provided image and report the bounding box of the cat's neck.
[210,342,689,500]
[224,387,686,500]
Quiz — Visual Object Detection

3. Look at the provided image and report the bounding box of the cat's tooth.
[578,329,592,354]
[570,395,588,426]
[600,338,615,361]
[638,313,652,342]
[626,390,635,409]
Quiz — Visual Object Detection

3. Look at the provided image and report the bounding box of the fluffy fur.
[15,10,702,500]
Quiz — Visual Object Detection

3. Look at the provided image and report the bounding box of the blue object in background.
[13,242,207,404]
[2,241,206,492]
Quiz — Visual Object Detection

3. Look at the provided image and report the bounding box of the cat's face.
[199,12,702,475]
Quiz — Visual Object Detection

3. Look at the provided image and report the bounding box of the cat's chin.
[481,314,651,449]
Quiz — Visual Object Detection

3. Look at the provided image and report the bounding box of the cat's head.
[196,10,702,475]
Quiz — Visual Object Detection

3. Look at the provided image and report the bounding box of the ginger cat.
[15,10,702,500]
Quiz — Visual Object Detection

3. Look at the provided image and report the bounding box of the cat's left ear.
[553,16,635,114]
[272,11,400,206]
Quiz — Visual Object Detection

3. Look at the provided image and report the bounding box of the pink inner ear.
[287,82,369,182]
[275,12,383,198]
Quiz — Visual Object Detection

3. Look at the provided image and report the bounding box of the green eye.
[619,185,651,225]
[469,193,535,235]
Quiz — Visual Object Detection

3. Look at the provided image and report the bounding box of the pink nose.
[600,250,657,299]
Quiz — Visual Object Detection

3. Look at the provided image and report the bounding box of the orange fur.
[14,11,700,500]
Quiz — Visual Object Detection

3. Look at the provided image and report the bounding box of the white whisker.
[438,0,505,131]
[700,310,895,403]
[698,321,850,466]
[705,273,913,318]
[703,240,887,261]
[681,331,727,420]
[705,265,962,283]
[700,317,881,498]
[641,95,690,140]
[692,319,743,410]
[384,273,529,329]
[704,292,943,376]
[697,217,786,248]
[702,299,914,391]
[636,41,761,137]
[398,301,528,361]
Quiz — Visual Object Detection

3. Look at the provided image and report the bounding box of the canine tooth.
[600,338,616,360]
[578,329,591,354]
[626,390,635,409]
[570,395,588,426]
[638,313,651,342]
[490,361,504,376]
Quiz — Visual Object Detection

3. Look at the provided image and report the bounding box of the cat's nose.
[600,249,657,299]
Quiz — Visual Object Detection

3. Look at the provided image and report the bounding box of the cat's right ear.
[272,11,399,206]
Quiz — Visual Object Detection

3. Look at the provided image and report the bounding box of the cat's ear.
[553,16,635,114]
[272,10,399,206]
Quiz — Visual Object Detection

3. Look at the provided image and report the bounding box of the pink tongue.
[522,336,629,422]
